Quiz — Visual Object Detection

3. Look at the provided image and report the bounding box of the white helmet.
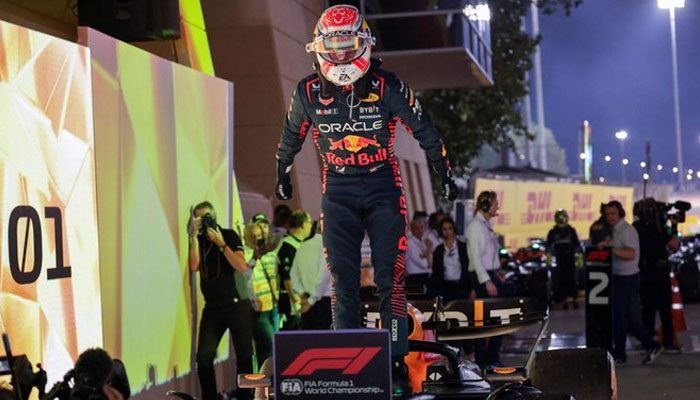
[305,4,374,86]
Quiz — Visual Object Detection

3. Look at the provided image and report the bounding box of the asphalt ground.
[499,301,700,399]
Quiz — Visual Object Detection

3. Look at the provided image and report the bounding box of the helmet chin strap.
[313,60,375,101]
[313,62,336,100]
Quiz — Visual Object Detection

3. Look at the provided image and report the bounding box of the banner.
[474,178,633,250]
[83,27,237,391]
[274,330,391,400]
[0,20,102,386]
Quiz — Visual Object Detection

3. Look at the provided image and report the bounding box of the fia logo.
[279,379,303,396]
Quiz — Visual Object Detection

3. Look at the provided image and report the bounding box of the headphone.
[608,200,626,218]
[477,191,495,212]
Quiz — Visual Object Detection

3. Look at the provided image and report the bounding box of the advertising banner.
[474,178,634,250]
[0,20,102,386]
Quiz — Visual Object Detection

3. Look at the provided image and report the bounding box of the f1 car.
[237,296,617,400]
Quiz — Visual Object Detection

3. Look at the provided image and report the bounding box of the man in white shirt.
[466,190,504,368]
[406,218,433,289]
[600,201,662,365]
[291,223,333,330]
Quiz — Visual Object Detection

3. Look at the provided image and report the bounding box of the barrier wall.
[474,178,634,249]
[0,20,103,386]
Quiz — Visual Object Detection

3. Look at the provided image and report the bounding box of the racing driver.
[275,4,457,394]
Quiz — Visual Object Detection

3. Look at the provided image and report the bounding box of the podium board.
[585,247,613,352]
[274,330,391,400]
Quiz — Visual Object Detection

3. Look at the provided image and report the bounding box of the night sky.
[536,0,700,185]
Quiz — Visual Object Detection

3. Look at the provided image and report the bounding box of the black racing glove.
[442,179,458,201]
[275,161,293,200]
[432,158,458,201]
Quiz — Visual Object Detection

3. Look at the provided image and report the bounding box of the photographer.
[188,201,254,400]
[243,223,279,364]
[633,198,681,350]
[43,348,130,400]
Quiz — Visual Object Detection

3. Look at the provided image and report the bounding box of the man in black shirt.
[633,199,681,349]
[188,201,255,400]
[276,210,313,330]
[589,203,611,246]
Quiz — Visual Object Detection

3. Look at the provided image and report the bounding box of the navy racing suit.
[276,62,454,357]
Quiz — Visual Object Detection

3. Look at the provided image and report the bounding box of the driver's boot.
[392,357,412,398]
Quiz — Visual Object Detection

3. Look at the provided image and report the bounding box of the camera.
[201,213,217,233]
[633,198,691,234]
[43,349,130,400]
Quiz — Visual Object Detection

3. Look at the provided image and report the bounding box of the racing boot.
[392,356,412,398]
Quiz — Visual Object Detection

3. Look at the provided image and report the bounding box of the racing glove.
[432,158,458,201]
[275,161,293,200]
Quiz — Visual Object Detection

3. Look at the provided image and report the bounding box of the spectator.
[430,217,471,303]
[601,200,663,365]
[272,205,292,242]
[243,223,279,364]
[412,210,428,221]
[251,213,281,252]
[546,209,581,309]
[426,210,446,247]
[589,203,611,246]
[406,218,433,289]
[276,210,313,330]
[466,191,504,368]
[292,222,333,330]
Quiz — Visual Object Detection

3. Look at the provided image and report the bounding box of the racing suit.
[546,224,580,304]
[276,62,454,357]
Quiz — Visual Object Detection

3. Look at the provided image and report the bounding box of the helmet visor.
[306,32,372,63]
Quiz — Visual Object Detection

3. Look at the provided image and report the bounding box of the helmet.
[554,209,569,226]
[305,4,374,86]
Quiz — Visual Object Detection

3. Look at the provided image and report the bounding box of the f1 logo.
[281,347,381,376]
[587,249,610,262]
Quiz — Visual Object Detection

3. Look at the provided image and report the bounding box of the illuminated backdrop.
[0,20,102,386]
[82,27,237,391]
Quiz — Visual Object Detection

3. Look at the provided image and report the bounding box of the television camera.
[633,198,691,235]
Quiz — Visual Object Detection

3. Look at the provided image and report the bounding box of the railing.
[351,0,493,79]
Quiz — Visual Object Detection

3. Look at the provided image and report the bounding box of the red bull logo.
[328,134,381,153]
[326,148,388,167]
